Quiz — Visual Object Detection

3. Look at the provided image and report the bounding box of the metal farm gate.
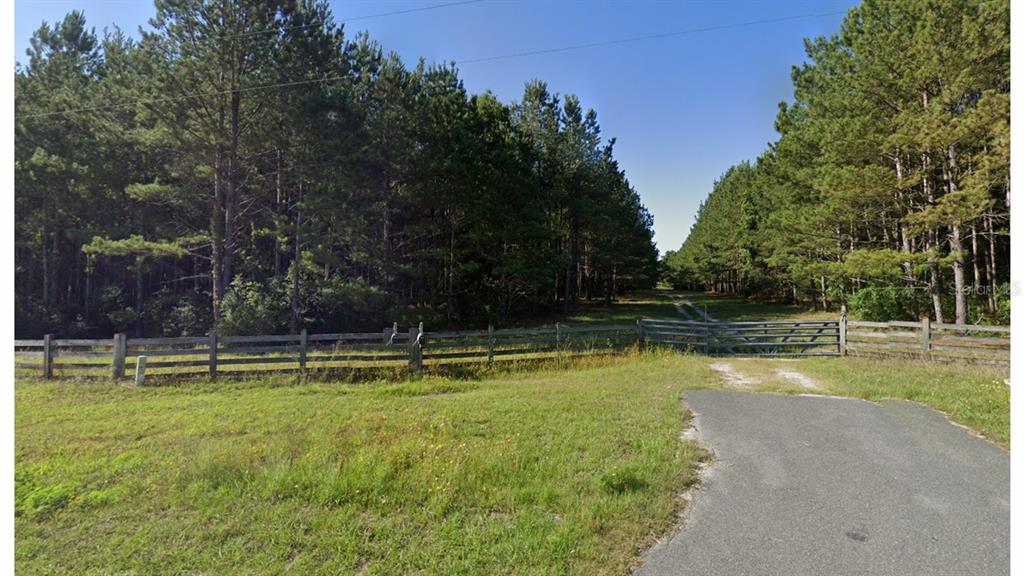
[638,318,841,357]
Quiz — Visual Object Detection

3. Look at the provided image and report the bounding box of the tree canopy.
[14,2,659,337]
[664,0,1009,324]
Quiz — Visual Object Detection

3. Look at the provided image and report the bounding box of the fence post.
[134,355,147,387]
[921,316,931,359]
[636,318,645,350]
[299,328,308,373]
[112,333,127,379]
[208,331,218,379]
[839,305,848,356]
[555,322,563,362]
[409,323,423,370]
[487,324,495,363]
[42,334,53,379]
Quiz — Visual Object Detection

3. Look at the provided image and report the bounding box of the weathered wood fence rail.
[14,313,1009,381]
[13,321,638,381]
[843,316,1010,365]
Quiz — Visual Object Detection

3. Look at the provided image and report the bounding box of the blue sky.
[15,0,857,254]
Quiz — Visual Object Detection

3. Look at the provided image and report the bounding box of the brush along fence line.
[13,314,1009,381]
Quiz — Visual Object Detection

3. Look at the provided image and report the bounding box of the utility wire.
[333,0,484,23]
[18,10,846,120]
[18,1,487,119]
[232,0,486,40]
[458,10,846,64]
[21,1,485,47]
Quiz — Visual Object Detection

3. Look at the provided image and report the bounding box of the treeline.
[14,2,658,338]
[664,0,1009,324]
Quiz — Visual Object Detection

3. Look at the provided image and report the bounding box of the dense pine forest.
[664,0,1010,324]
[14,2,659,338]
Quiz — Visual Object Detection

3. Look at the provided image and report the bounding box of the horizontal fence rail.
[13,321,643,381]
[844,316,1009,365]
[639,318,841,357]
[14,312,1009,382]
[421,322,637,365]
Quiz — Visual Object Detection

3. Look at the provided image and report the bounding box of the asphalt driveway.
[637,390,1009,576]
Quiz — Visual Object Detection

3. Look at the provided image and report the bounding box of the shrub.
[995,282,1011,325]
[14,296,58,338]
[847,286,917,321]
[99,286,138,333]
[218,277,290,335]
[308,277,386,333]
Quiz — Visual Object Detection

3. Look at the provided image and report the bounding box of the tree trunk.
[211,147,225,323]
[222,89,240,294]
[971,224,983,304]
[986,213,998,312]
[819,275,828,312]
[949,223,967,324]
[446,208,455,323]
[564,206,580,313]
[41,228,50,309]
[290,183,302,334]
[944,145,967,325]
[927,233,944,324]
[84,262,91,321]
[274,148,283,279]
[135,256,145,337]
[922,148,943,323]
[50,231,59,312]
[894,154,919,317]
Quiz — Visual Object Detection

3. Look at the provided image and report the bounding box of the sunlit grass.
[515,289,682,327]
[677,291,830,321]
[695,356,1009,447]
[15,331,1009,575]
[798,356,1010,447]
[15,351,709,575]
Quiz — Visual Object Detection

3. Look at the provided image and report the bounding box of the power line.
[457,10,846,64]
[232,0,486,40]
[22,1,485,45]
[18,10,847,120]
[18,1,486,119]
[337,0,484,23]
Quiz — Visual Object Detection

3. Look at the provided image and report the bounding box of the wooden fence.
[14,313,1009,382]
[13,321,639,381]
[843,315,1010,365]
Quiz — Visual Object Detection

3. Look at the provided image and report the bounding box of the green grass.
[15,350,1009,574]
[516,289,682,327]
[389,289,684,330]
[15,352,709,576]
[695,356,1010,447]
[678,291,829,321]
[798,356,1010,447]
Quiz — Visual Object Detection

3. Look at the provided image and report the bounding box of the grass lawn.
[677,291,830,321]
[15,353,709,576]
[515,289,682,327]
[15,351,1009,574]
